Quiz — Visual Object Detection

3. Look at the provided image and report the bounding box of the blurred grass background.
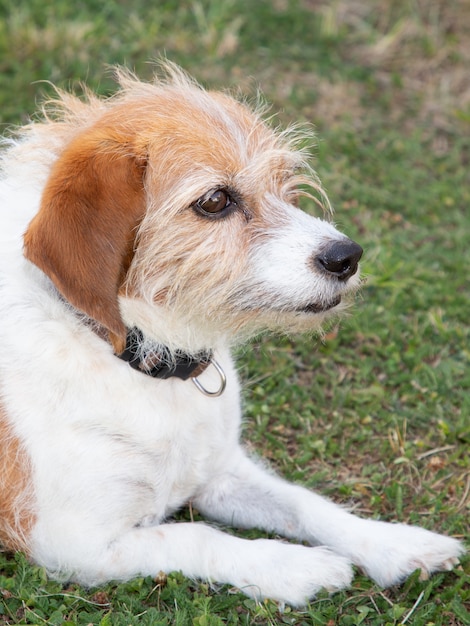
[0,0,468,624]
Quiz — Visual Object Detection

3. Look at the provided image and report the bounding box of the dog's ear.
[24,125,147,355]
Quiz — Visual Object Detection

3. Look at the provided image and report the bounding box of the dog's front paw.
[355,521,464,587]
[240,542,353,606]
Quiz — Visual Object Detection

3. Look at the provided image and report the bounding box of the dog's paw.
[355,521,464,588]
[239,542,353,606]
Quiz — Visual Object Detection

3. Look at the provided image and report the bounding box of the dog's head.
[24,62,362,355]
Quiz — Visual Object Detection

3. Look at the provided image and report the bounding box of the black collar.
[118,328,212,380]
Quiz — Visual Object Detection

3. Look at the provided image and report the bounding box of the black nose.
[316,239,363,281]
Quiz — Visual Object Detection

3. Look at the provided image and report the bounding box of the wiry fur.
[0,62,463,606]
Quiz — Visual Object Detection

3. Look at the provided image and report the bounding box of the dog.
[0,62,463,606]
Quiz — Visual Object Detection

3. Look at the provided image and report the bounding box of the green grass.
[0,0,469,624]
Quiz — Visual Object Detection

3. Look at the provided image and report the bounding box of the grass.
[0,0,469,624]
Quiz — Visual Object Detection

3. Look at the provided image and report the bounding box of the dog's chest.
[29,366,242,527]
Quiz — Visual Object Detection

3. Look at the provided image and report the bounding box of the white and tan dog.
[0,63,463,606]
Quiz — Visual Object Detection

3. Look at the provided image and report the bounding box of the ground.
[0,1,468,624]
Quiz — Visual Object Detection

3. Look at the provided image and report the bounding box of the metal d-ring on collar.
[192,358,227,397]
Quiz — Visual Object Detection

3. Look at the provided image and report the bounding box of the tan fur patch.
[0,403,35,554]
[24,124,147,355]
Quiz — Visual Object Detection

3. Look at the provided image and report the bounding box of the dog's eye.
[201,190,229,213]
[193,189,236,219]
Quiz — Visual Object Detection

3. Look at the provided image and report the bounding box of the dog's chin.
[231,295,345,338]
[297,295,342,315]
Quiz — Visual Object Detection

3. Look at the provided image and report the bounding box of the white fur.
[0,68,463,607]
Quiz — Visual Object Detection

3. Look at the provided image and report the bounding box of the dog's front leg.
[53,521,351,606]
[194,449,464,588]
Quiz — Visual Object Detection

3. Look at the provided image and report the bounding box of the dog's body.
[0,64,463,606]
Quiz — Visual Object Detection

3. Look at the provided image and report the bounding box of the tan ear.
[24,125,147,354]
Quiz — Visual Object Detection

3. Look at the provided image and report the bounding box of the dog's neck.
[118,327,212,380]
[55,285,214,382]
